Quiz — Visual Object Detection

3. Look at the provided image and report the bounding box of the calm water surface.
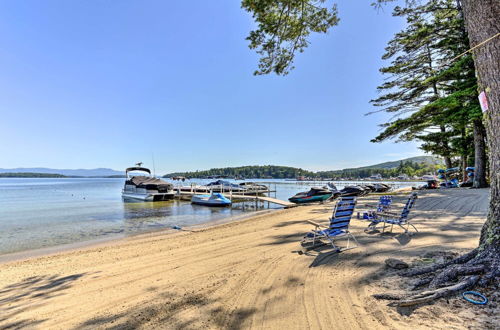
[0,178,419,254]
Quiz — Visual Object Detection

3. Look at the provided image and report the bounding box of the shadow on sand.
[75,289,259,329]
[0,272,95,329]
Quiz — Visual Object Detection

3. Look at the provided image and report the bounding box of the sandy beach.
[0,188,496,329]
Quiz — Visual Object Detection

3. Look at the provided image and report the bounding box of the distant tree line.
[0,172,67,178]
[318,161,440,179]
[165,165,316,179]
[164,162,438,179]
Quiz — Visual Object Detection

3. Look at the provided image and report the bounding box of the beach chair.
[301,196,358,252]
[366,192,418,233]
[360,195,392,221]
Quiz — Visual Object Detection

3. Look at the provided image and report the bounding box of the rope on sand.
[462,291,488,305]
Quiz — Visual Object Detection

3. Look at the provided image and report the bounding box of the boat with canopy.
[122,166,175,201]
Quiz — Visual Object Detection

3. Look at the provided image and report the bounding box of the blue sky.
[0,0,422,174]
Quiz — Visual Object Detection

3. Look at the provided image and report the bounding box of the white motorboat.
[191,193,232,207]
[238,182,269,193]
[122,165,175,201]
[206,180,247,193]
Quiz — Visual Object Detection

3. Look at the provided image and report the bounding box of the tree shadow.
[76,289,258,330]
[309,207,333,214]
[258,232,304,246]
[272,219,309,228]
[0,272,95,329]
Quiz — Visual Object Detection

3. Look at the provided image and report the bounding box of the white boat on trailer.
[122,165,175,201]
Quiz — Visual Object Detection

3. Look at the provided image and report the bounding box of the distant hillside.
[354,156,443,170]
[164,156,442,179]
[317,156,442,179]
[330,156,443,172]
[0,172,67,178]
[0,167,123,177]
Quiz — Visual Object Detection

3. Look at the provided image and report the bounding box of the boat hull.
[122,192,175,201]
[289,194,332,204]
[191,194,232,207]
[191,200,231,207]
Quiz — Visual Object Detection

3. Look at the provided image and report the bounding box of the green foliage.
[165,165,316,179]
[164,157,440,179]
[242,0,338,75]
[318,160,440,179]
[370,0,481,167]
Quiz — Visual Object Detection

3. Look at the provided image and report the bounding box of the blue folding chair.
[366,192,418,233]
[301,196,358,252]
[360,195,392,221]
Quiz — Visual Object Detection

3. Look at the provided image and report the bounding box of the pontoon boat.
[122,166,175,201]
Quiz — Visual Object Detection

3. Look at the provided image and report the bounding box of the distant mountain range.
[0,167,123,177]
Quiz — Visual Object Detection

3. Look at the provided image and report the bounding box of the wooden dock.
[175,191,296,208]
[229,194,296,208]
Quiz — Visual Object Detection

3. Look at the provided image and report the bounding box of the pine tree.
[243,0,499,303]
[369,0,486,184]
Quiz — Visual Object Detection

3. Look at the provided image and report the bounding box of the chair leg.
[349,232,359,247]
[327,237,340,251]
[312,231,317,245]
[400,224,408,233]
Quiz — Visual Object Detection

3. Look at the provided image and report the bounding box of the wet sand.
[0,189,492,329]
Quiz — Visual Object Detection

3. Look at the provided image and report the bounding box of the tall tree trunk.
[461,0,500,249]
[461,127,468,182]
[440,125,453,168]
[461,154,468,182]
[473,118,488,188]
[444,157,452,169]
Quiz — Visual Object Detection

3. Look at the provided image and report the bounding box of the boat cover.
[207,180,242,189]
[126,176,173,190]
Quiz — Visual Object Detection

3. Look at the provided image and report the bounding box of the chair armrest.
[306,220,327,228]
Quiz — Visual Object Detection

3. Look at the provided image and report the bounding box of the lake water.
[0,178,420,255]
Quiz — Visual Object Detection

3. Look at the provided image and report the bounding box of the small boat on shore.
[191,193,232,207]
[289,187,333,204]
[373,183,391,192]
[339,186,366,197]
[122,165,175,201]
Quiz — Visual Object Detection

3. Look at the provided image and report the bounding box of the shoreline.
[0,207,283,265]
[0,189,493,329]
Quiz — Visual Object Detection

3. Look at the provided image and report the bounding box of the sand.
[0,188,494,329]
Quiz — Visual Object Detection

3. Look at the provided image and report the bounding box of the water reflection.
[120,198,245,234]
